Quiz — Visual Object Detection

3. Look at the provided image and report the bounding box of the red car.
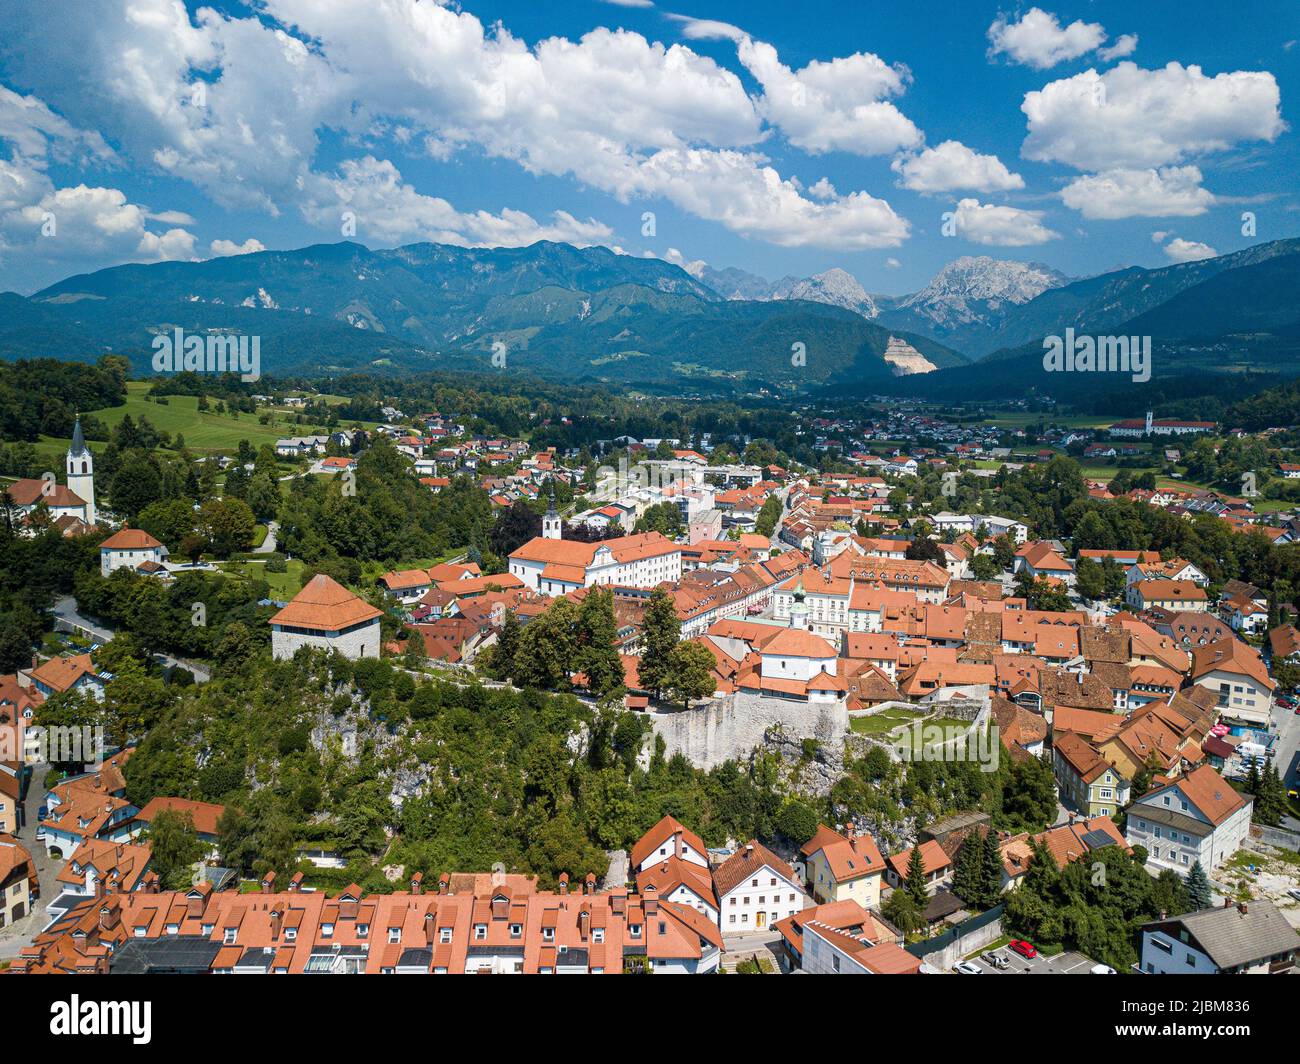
[1009,940,1038,960]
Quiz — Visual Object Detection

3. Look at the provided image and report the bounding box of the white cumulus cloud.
[210,237,267,257]
[738,37,922,156]
[1162,237,1217,262]
[1022,62,1286,171]
[892,140,1024,193]
[987,8,1107,69]
[1060,166,1215,219]
[946,198,1059,246]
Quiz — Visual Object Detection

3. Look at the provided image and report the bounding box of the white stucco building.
[1124,765,1253,873]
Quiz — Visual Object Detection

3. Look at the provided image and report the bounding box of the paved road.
[53,595,211,682]
[252,520,279,554]
[0,763,57,959]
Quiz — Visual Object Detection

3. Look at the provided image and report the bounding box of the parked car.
[952,961,982,975]
[1009,939,1038,959]
[982,951,1009,969]
[1287,888,1300,902]
[37,805,48,821]
[1090,963,1117,974]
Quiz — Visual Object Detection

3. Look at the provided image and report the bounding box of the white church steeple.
[66,415,96,525]
[542,483,562,539]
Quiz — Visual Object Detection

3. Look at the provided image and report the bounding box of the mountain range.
[695,255,1070,356]
[0,241,964,390]
[2,237,1298,399]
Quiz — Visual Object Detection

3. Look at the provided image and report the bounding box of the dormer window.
[387,927,401,944]
[223,928,237,945]
[542,927,555,941]
[474,924,487,940]
[509,923,522,939]
[321,923,334,938]
[285,928,297,941]
[629,923,642,937]
[356,923,369,938]
[439,928,452,943]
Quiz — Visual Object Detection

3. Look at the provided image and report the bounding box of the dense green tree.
[904,841,930,908]
[1186,860,1213,911]
[576,588,625,700]
[665,640,717,710]
[146,809,204,890]
[637,587,681,700]
[883,883,925,934]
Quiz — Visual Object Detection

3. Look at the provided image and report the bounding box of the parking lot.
[961,944,1112,974]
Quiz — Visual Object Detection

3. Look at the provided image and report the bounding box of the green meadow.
[31,381,381,465]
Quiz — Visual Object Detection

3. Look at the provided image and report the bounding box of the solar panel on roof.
[1080,829,1116,850]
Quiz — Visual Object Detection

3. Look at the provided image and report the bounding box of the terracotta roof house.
[1052,731,1129,819]
[100,528,165,577]
[635,856,718,922]
[631,815,708,874]
[12,877,724,975]
[772,898,901,971]
[508,531,681,595]
[798,918,923,974]
[1127,579,1208,612]
[1000,815,1130,889]
[1125,764,1252,873]
[25,654,105,700]
[133,797,226,842]
[712,840,809,936]
[0,834,36,927]
[801,824,887,908]
[884,839,953,895]
[1188,637,1274,727]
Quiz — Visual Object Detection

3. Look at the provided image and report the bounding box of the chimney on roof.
[584,872,597,895]
[438,872,450,895]
[611,893,626,916]
[261,871,276,894]
[270,906,283,939]
[578,909,591,938]
[1238,902,1248,915]
[288,871,303,893]
[643,883,659,915]
[410,871,423,896]
[424,911,437,946]
[558,872,569,896]
[1224,898,1234,908]
[98,898,120,932]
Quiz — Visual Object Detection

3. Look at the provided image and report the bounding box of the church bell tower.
[66,415,96,525]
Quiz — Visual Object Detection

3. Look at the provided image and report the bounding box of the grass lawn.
[850,706,926,735]
[219,558,308,599]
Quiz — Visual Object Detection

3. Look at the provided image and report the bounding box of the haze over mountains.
[2,237,1298,400]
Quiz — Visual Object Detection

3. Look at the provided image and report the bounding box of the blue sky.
[0,0,1295,295]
